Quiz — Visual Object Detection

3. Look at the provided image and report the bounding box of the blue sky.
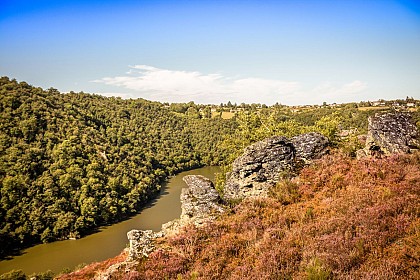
[1,0,419,105]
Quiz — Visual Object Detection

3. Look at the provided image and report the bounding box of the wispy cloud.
[92,65,367,105]
[311,80,368,103]
[92,65,300,104]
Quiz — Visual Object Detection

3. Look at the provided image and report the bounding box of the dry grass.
[56,250,128,280]
[221,112,236,119]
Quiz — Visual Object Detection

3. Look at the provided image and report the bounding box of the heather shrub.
[270,179,300,205]
[72,152,419,279]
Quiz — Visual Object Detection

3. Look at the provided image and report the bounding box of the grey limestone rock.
[223,136,296,201]
[127,229,163,260]
[363,112,419,156]
[126,175,225,262]
[224,133,330,201]
[291,132,330,164]
[181,175,225,223]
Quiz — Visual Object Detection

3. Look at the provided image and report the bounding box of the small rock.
[181,175,225,223]
[127,230,160,260]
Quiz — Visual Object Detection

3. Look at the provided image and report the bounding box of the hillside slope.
[0,77,235,257]
[64,152,419,280]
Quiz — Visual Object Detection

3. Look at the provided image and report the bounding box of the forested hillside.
[0,77,235,257]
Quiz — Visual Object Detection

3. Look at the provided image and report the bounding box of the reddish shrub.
[69,152,420,279]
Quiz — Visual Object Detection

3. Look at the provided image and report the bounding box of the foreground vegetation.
[99,152,419,279]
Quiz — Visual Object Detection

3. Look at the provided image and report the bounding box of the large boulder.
[292,132,330,164]
[223,136,296,201]
[223,133,330,201]
[364,112,419,155]
[181,175,225,223]
[161,175,225,234]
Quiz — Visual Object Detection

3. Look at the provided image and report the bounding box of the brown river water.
[0,166,220,276]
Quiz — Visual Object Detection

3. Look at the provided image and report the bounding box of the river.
[0,166,220,276]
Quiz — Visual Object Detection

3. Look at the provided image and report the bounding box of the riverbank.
[0,167,220,277]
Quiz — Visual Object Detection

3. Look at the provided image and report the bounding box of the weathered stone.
[161,175,225,234]
[181,175,225,223]
[364,112,419,155]
[223,136,296,201]
[127,229,162,260]
[291,132,330,164]
[223,133,330,201]
[126,175,224,261]
[161,219,182,236]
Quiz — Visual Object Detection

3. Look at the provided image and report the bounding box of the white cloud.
[309,80,368,103]
[92,65,300,104]
[340,80,367,94]
[92,65,367,105]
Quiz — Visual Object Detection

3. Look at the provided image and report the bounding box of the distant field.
[212,111,235,119]
[221,112,235,119]
[358,106,389,111]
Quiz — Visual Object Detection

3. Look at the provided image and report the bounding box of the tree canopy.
[0,77,235,257]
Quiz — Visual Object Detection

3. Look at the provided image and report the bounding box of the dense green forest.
[0,77,235,257]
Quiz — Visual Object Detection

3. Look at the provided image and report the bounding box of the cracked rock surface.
[126,229,163,260]
[224,133,329,201]
[181,175,225,223]
[362,112,419,156]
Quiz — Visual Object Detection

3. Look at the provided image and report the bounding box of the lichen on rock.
[223,136,296,201]
[223,133,330,201]
[181,175,225,222]
[291,132,330,164]
[360,112,419,157]
[126,229,163,261]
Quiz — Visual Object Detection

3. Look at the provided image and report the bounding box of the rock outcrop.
[163,175,225,234]
[180,175,225,223]
[127,175,225,261]
[360,112,419,157]
[292,132,330,164]
[126,229,163,260]
[224,133,329,201]
[125,132,330,263]
[223,136,295,201]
